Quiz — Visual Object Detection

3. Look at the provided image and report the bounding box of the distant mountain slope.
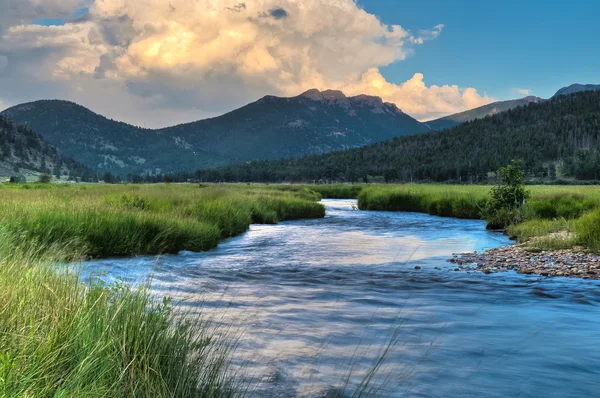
[1,100,222,176]
[553,83,600,97]
[160,89,430,162]
[0,115,91,178]
[1,90,430,175]
[192,91,600,183]
[425,96,543,131]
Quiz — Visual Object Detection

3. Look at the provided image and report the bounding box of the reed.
[0,184,325,259]
[0,229,238,397]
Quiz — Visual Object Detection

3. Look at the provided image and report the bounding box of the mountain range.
[1,90,430,175]
[1,83,598,177]
[192,90,600,183]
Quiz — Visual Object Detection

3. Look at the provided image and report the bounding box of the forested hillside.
[425,96,542,131]
[0,115,92,179]
[190,91,600,183]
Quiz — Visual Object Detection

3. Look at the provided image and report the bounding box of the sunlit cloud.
[512,88,531,96]
[0,0,494,127]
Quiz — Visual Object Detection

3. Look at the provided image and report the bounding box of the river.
[84,199,600,397]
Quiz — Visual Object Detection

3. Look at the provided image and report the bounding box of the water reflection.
[84,200,600,397]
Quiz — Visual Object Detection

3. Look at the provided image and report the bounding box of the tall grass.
[0,184,402,396]
[0,229,238,397]
[0,184,325,259]
[357,185,488,219]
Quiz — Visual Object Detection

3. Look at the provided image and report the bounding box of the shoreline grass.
[0,184,325,259]
[0,230,239,397]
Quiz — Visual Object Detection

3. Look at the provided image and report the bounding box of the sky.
[0,0,598,128]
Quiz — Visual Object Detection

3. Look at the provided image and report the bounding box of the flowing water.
[84,200,600,397]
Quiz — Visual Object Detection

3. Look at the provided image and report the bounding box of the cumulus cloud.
[512,88,531,96]
[0,0,493,126]
[343,69,493,120]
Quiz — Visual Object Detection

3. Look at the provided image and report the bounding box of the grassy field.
[0,183,327,396]
[0,184,325,259]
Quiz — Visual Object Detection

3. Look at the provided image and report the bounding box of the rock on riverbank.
[448,245,600,280]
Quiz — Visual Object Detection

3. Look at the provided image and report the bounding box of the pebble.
[447,245,600,280]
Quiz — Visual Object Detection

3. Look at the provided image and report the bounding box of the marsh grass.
[0,184,325,259]
[0,229,239,397]
[357,185,488,219]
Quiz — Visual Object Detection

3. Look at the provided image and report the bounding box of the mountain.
[553,83,600,97]
[191,91,600,183]
[1,101,223,176]
[0,114,91,179]
[425,96,543,131]
[1,90,430,175]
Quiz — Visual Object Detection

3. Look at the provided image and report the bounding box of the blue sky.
[32,7,89,27]
[359,0,600,99]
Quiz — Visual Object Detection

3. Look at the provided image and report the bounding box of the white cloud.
[0,0,493,127]
[512,88,531,96]
[342,69,493,121]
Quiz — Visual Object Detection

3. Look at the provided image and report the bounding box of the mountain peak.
[299,89,347,101]
[553,83,600,97]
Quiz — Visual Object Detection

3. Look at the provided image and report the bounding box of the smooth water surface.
[84,200,600,397]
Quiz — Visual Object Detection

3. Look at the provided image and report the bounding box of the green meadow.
[0,184,324,259]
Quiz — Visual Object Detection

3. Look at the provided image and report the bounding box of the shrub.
[484,160,530,229]
[37,173,52,184]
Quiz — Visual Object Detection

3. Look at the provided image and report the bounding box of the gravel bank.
[448,245,600,280]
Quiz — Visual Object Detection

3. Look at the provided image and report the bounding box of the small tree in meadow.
[37,173,52,184]
[485,160,530,229]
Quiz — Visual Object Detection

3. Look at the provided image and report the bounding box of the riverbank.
[448,244,600,279]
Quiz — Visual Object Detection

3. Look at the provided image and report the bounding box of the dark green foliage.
[484,160,530,229]
[426,97,541,131]
[489,160,529,210]
[192,91,600,183]
[37,173,52,184]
